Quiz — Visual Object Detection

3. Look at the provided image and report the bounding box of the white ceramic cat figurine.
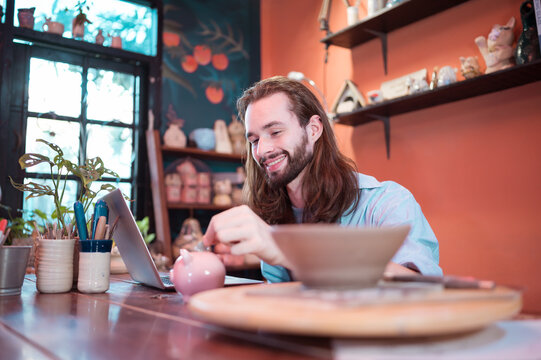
[474,17,516,74]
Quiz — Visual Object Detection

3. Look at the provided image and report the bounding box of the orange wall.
[261,0,541,313]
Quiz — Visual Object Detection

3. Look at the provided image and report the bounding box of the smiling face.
[245,92,315,190]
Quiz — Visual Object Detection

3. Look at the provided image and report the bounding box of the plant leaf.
[18,153,53,169]
[100,184,116,191]
[9,179,54,198]
[34,209,48,220]
[103,168,120,178]
[37,138,64,157]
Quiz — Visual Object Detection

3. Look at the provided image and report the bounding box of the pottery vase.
[17,7,35,29]
[72,18,85,39]
[515,0,541,64]
[95,29,105,45]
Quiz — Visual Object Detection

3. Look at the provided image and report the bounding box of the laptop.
[101,189,262,290]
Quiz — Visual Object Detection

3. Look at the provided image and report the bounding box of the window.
[16,45,144,221]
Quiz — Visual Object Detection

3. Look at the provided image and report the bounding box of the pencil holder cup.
[77,240,113,293]
[35,239,75,294]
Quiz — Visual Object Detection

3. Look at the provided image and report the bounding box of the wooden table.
[0,275,537,359]
[0,275,332,359]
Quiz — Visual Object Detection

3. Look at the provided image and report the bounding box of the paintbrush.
[94,216,107,240]
[108,216,120,240]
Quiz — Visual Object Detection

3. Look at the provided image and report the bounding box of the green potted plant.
[69,0,92,38]
[9,138,118,293]
[10,139,119,234]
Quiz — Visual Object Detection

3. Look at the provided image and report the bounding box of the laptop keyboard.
[160,275,174,287]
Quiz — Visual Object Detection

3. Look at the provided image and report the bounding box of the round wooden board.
[188,282,522,338]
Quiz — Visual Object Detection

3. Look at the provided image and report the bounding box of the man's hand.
[203,205,289,267]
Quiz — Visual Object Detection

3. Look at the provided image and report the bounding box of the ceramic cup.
[347,6,359,26]
[77,240,113,293]
[36,239,75,293]
[43,21,64,35]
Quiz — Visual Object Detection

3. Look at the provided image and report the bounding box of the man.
[203,76,442,283]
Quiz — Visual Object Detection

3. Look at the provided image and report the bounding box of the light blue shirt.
[262,173,442,283]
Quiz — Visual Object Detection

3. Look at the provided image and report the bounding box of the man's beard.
[259,134,313,190]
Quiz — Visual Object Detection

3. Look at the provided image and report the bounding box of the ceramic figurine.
[475,17,516,74]
[169,249,225,300]
[164,104,186,148]
[515,0,541,65]
[429,66,439,90]
[228,115,246,155]
[197,186,211,204]
[172,218,204,258]
[163,123,187,148]
[165,173,182,202]
[176,160,198,187]
[213,179,232,206]
[95,29,105,45]
[437,66,458,87]
[214,119,233,154]
[459,56,482,79]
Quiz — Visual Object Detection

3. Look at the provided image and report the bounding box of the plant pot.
[0,246,32,296]
[35,238,75,293]
[12,237,36,268]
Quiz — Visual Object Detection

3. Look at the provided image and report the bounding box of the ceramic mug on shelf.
[43,19,64,35]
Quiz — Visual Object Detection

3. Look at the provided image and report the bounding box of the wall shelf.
[11,26,156,64]
[162,146,244,162]
[321,0,470,49]
[336,60,541,127]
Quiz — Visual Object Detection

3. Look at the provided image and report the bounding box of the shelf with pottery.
[10,24,154,64]
[147,125,245,261]
[321,0,471,73]
[336,59,541,127]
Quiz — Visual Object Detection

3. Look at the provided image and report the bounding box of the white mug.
[347,6,359,26]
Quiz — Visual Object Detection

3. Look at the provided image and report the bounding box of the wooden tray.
[188,282,522,337]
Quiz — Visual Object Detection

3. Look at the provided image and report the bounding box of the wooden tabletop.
[0,275,332,359]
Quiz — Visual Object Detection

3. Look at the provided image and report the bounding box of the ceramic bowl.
[270,224,410,289]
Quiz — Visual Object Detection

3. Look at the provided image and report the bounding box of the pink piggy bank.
[170,249,225,300]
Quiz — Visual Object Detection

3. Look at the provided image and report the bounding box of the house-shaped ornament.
[331,80,366,115]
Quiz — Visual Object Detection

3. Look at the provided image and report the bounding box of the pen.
[74,201,88,241]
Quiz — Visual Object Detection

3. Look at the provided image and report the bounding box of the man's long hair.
[237,76,359,224]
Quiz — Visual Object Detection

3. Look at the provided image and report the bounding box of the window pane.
[87,68,135,124]
[25,118,80,174]
[91,181,132,202]
[28,57,82,118]
[15,0,157,56]
[86,124,133,179]
[23,178,78,225]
